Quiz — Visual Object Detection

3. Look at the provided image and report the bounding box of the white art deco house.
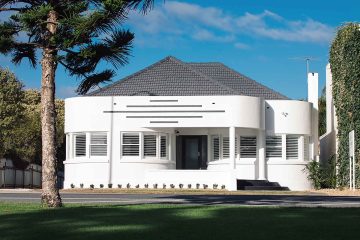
[64,56,319,190]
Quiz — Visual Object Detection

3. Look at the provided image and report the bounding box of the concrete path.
[1,191,360,207]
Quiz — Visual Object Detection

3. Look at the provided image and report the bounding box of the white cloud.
[235,11,334,43]
[163,1,233,31]
[192,29,234,42]
[234,42,250,49]
[128,1,334,46]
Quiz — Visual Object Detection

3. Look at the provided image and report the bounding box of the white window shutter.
[212,136,220,161]
[122,133,140,156]
[90,133,107,156]
[266,136,282,158]
[303,136,310,161]
[144,135,157,157]
[160,135,167,158]
[240,136,257,158]
[75,134,86,157]
[222,137,229,158]
[286,135,299,159]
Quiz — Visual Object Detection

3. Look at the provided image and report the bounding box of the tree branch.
[58,59,87,79]
[15,42,43,49]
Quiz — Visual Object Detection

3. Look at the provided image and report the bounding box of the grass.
[1,203,360,240]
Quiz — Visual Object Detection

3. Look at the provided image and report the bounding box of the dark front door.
[176,135,207,169]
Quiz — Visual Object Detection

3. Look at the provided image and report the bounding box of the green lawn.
[1,203,359,240]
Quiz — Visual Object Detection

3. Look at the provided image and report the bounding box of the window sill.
[64,158,109,164]
[208,159,256,165]
[267,159,309,165]
[119,158,174,164]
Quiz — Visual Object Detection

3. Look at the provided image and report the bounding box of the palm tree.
[0,0,154,207]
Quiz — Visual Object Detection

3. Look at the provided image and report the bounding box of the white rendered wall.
[267,161,312,190]
[65,97,112,133]
[265,100,312,135]
[320,64,337,163]
[145,170,231,189]
[110,95,265,129]
[64,162,109,188]
[308,73,319,160]
[64,95,314,190]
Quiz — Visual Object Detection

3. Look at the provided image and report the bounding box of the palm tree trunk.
[41,10,62,207]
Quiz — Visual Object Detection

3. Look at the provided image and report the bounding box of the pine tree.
[0,0,154,207]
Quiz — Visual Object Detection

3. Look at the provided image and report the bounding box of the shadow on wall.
[265,103,275,133]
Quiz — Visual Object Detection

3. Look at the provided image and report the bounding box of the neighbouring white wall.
[320,64,337,163]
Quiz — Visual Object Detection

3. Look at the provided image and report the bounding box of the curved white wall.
[66,95,265,131]
[64,162,109,188]
[265,100,312,135]
[65,97,112,133]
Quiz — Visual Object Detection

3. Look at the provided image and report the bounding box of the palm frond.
[124,0,155,13]
[102,29,134,68]
[76,69,114,95]
[11,43,37,67]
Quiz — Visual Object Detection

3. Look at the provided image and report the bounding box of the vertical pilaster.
[229,127,236,169]
[282,134,286,160]
[258,130,266,180]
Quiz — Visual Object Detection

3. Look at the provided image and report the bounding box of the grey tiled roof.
[88,56,289,100]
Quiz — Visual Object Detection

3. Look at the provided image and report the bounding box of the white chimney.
[308,72,319,110]
[308,72,319,161]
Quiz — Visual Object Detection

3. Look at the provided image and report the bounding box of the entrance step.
[237,179,289,191]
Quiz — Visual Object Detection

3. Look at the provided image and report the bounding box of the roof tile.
[88,56,289,100]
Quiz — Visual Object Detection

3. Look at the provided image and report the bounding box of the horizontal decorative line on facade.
[150,121,179,123]
[126,105,202,107]
[149,100,179,102]
[103,110,225,113]
[126,116,203,118]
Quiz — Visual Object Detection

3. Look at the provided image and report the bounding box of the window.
[212,135,220,161]
[222,137,229,158]
[75,134,86,157]
[90,133,107,156]
[122,133,140,156]
[235,137,238,158]
[160,135,167,158]
[303,136,310,161]
[240,136,257,158]
[286,135,298,159]
[144,134,157,157]
[266,136,282,158]
[121,132,168,159]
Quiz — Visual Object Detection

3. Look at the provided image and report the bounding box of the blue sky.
[1,0,359,99]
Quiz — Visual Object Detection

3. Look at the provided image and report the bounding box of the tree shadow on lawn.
[153,194,360,206]
[0,204,359,240]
